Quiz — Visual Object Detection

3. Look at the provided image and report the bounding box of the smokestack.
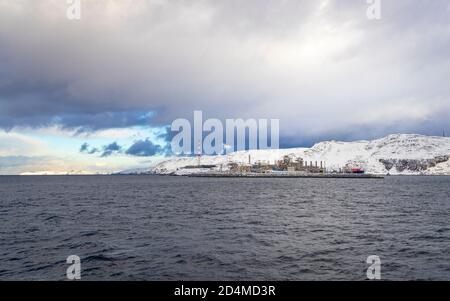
[197,139,201,166]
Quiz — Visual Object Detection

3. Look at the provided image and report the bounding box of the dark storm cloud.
[79,142,99,155]
[80,141,123,157]
[100,142,122,157]
[0,108,157,132]
[79,142,89,153]
[0,1,450,143]
[79,138,169,158]
[125,139,168,157]
[156,126,173,144]
[61,111,156,133]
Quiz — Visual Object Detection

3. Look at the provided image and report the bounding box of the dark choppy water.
[0,175,449,280]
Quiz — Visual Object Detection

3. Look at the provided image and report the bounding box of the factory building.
[228,155,326,174]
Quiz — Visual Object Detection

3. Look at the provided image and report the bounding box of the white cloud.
[0,0,449,144]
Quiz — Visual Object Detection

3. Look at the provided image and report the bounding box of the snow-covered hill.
[133,134,450,175]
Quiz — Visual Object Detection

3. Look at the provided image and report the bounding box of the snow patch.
[125,134,450,176]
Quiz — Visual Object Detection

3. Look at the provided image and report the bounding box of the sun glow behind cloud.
[0,125,169,175]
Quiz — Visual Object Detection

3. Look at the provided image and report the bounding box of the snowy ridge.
[136,134,450,175]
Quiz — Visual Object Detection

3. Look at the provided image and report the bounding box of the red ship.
[351,168,365,174]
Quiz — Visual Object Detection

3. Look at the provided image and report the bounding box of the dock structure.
[187,172,384,179]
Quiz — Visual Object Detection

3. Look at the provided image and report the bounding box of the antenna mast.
[197,139,201,166]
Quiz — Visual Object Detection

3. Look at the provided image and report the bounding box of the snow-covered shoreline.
[125,134,450,176]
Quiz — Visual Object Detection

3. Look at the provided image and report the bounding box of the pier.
[186,172,384,179]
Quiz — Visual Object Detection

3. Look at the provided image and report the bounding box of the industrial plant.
[227,155,326,174]
[179,154,371,178]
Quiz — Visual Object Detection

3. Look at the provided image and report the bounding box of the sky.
[1,0,450,174]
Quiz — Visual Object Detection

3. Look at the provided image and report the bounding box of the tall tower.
[197,139,201,167]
